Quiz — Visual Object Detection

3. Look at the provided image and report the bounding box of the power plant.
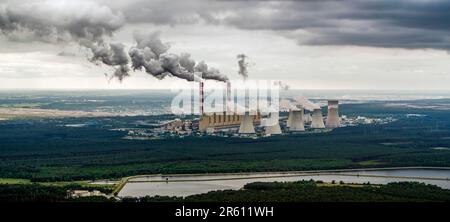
[194,81,341,136]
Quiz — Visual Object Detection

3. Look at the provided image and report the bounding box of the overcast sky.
[1,0,450,90]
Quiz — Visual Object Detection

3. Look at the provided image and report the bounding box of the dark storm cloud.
[0,0,125,42]
[110,0,450,50]
[0,0,131,79]
[5,0,449,50]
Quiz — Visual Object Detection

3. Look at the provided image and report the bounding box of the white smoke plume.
[129,31,228,82]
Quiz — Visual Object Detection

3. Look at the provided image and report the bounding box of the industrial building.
[194,81,340,136]
[198,81,261,134]
[199,111,261,133]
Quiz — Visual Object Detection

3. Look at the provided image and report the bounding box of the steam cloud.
[236,54,249,80]
[0,0,228,83]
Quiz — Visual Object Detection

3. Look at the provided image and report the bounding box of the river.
[118,168,450,197]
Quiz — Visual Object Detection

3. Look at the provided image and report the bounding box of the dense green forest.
[0,100,450,182]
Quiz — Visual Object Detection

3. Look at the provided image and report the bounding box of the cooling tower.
[289,110,305,132]
[286,110,294,128]
[265,112,282,135]
[311,108,325,129]
[239,112,256,134]
[326,100,340,128]
[303,112,312,124]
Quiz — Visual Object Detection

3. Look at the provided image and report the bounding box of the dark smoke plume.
[129,31,228,82]
[237,54,249,80]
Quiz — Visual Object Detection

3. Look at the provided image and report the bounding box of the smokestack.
[289,110,305,132]
[265,112,282,135]
[326,100,340,128]
[199,81,204,115]
[311,108,325,129]
[239,112,256,134]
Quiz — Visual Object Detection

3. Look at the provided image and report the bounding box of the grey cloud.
[0,0,129,78]
[57,51,77,57]
[0,0,125,42]
[110,0,450,50]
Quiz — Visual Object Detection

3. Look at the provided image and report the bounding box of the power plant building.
[199,111,261,132]
[198,81,261,133]
[196,81,339,134]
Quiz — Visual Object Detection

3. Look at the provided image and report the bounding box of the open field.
[0,108,115,119]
